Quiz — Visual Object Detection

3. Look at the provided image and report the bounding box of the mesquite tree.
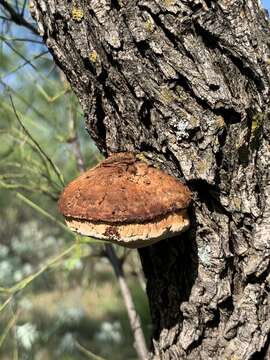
[30,0,270,358]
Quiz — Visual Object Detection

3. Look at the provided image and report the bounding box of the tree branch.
[0,0,39,35]
[105,244,148,360]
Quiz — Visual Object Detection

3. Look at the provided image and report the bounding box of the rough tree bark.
[30,0,270,358]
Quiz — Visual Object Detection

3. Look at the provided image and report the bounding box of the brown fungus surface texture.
[58,152,192,224]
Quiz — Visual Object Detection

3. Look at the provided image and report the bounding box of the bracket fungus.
[58,153,192,248]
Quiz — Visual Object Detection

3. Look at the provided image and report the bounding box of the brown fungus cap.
[58,152,192,248]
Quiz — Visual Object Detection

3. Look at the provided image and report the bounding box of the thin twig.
[0,180,58,200]
[1,124,56,188]
[0,15,10,21]
[0,297,12,314]
[60,69,86,173]
[0,36,43,43]
[68,104,86,172]
[2,38,39,72]
[20,0,27,17]
[105,244,148,360]
[75,341,106,360]
[16,192,70,233]
[0,78,49,122]
[3,50,48,78]
[0,310,20,348]
[0,243,77,316]
[0,0,39,35]
[9,94,65,187]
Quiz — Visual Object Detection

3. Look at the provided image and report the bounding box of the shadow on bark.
[139,205,198,348]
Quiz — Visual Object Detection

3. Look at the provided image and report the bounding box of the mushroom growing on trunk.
[58,152,192,248]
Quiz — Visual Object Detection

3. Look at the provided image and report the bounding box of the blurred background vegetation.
[0,1,151,359]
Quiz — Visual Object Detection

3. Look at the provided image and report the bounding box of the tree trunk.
[30,0,270,358]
